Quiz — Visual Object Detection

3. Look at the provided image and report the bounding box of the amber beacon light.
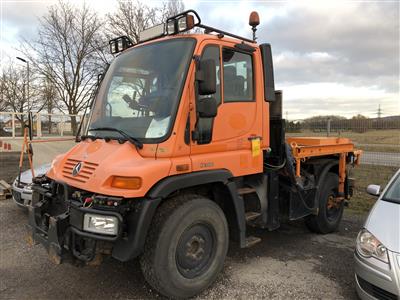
[249,11,260,41]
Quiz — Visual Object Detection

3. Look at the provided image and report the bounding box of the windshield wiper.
[89,127,143,149]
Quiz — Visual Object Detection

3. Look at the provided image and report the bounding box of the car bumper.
[12,180,32,207]
[354,252,400,300]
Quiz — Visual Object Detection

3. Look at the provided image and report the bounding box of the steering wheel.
[138,93,163,108]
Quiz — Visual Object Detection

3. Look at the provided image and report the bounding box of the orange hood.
[47,139,171,198]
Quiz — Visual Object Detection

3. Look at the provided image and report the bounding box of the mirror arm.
[191,90,200,142]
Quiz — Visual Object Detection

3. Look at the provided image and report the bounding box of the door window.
[222,48,254,102]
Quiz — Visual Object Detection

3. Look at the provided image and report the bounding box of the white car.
[12,163,51,207]
[354,168,400,300]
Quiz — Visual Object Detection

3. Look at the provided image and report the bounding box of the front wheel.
[140,194,229,299]
[305,173,344,234]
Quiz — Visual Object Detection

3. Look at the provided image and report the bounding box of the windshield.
[87,38,195,142]
[382,171,400,204]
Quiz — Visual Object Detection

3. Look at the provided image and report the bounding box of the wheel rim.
[326,193,341,222]
[176,223,216,279]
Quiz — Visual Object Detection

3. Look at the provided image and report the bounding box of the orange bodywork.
[287,137,362,195]
[47,34,267,197]
[46,34,360,198]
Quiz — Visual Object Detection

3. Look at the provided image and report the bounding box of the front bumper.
[27,181,161,265]
[354,251,400,300]
[28,203,122,264]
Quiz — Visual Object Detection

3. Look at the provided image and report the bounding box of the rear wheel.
[140,194,229,299]
[305,173,344,234]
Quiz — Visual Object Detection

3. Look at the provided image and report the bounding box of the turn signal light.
[111,176,142,189]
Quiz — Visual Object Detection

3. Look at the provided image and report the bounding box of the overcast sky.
[1,0,399,119]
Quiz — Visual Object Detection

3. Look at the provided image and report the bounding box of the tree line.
[0,0,184,134]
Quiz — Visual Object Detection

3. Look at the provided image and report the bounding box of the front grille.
[357,275,397,300]
[62,159,99,183]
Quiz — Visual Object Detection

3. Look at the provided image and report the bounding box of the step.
[237,187,257,195]
[244,236,262,248]
[245,211,261,222]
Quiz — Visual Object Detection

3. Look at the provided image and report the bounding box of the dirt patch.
[0,198,365,299]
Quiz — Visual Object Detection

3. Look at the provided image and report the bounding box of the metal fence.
[286,117,400,167]
[0,112,84,138]
[1,111,399,167]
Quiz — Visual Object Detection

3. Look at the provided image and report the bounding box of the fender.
[148,169,247,246]
[147,169,233,199]
[112,197,161,261]
[113,169,249,261]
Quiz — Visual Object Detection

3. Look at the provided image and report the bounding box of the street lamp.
[16,57,30,111]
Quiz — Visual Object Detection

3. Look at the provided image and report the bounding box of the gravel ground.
[0,198,366,299]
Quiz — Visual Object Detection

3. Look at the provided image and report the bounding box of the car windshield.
[87,38,195,142]
[382,171,400,204]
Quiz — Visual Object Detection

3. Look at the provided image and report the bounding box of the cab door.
[190,40,263,177]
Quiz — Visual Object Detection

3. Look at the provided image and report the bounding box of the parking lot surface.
[0,198,365,299]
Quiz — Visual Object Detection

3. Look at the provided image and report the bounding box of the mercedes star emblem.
[72,162,82,177]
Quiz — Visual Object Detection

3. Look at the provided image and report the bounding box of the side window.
[196,45,221,144]
[223,48,253,102]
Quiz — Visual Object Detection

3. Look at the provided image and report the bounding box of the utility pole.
[377,104,382,119]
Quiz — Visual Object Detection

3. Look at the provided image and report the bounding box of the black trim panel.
[112,197,162,261]
[148,169,233,199]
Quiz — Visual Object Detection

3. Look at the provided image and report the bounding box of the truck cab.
[27,10,361,299]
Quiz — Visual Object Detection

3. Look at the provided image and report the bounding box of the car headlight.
[25,183,33,191]
[83,213,119,236]
[356,229,389,263]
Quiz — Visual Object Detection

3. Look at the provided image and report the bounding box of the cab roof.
[109,9,259,56]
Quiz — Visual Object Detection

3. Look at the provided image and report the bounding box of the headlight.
[83,213,118,236]
[356,229,389,263]
[25,183,33,191]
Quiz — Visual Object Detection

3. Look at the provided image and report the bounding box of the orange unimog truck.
[28,10,361,298]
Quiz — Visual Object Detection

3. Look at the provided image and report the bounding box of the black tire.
[140,194,229,299]
[305,173,344,234]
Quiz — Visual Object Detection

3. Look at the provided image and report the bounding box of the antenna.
[249,11,260,41]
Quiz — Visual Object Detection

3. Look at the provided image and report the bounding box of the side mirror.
[197,97,217,118]
[366,184,380,196]
[197,59,216,95]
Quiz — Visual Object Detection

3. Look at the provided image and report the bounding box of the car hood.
[19,163,52,184]
[365,199,400,253]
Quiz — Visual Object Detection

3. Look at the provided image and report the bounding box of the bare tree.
[106,0,157,43]
[21,1,105,134]
[159,0,185,22]
[40,74,58,134]
[107,0,185,43]
[0,77,9,112]
[1,62,42,134]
